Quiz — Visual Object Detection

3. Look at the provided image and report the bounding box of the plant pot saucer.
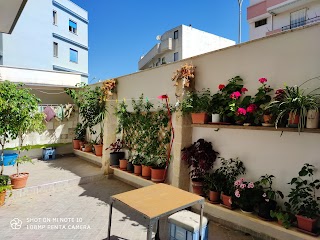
[297,227,320,236]
[208,200,220,204]
[257,215,274,221]
[262,123,274,127]
[208,122,231,125]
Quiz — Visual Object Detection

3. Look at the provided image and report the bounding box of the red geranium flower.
[230,91,241,99]
[218,84,225,90]
[237,108,247,116]
[275,89,284,95]
[246,104,257,113]
[241,87,248,93]
[259,78,267,84]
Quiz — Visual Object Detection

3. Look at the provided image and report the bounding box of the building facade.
[0,0,88,82]
[247,0,320,40]
[138,25,235,70]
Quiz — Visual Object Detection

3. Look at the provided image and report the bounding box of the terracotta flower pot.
[191,180,203,195]
[134,165,142,176]
[191,113,208,124]
[209,191,220,203]
[151,168,165,183]
[119,159,128,170]
[10,173,29,189]
[296,215,318,232]
[221,193,233,209]
[84,144,92,152]
[141,165,152,179]
[263,114,273,124]
[93,144,103,156]
[288,112,299,126]
[0,191,6,206]
[73,139,80,149]
[79,141,85,148]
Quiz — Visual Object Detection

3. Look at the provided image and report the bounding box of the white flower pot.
[211,114,220,123]
[306,110,319,129]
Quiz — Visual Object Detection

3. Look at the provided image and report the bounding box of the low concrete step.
[73,149,102,167]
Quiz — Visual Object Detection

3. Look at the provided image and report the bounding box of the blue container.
[42,147,56,160]
[0,153,18,166]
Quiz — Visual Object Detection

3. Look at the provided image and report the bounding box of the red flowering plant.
[210,76,245,120]
[234,178,262,212]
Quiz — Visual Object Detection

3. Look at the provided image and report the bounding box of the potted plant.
[216,157,246,209]
[203,170,224,203]
[106,139,125,167]
[256,174,284,220]
[233,178,261,213]
[270,207,293,229]
[10,111,45,189]
[180,89,211,124]
[0,175,12,206]
[210,93,224,123]
[285,163,320,233]
[181,139,219,195]
[269,85,319,132]
[131,153,142,176]
[151,156,168,183]
[73,123,86,150]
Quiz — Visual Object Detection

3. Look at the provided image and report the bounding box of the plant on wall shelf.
[101,78,117,101]
[171,63,195,87]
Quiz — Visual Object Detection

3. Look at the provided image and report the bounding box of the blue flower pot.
[0,153,18,166]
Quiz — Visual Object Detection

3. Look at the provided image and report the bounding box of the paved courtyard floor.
[0,177,259,240]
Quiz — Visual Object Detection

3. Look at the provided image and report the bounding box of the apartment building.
[247,0,320,40]
[0,0,88,82]
[138,25,235,70]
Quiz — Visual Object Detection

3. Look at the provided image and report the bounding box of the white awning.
[0,0,28,34]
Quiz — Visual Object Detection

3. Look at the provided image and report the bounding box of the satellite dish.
[156,35,161,41]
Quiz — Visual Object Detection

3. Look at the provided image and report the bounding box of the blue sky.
[72,1,250,83]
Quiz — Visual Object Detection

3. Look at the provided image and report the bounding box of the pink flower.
[246,104,257,113]
[265,198,270,202]
[240,183,246,189]
[240,178,244,182]
[230,91,241,99]
[237,108,247,116]
[234,180,242,186]
[241,87,248,93]
[275,89,284,95]
[259,78,267,83]
[262,193,267,198]
[218,84,225,90]
[247,182,254,188]
[235,189,240,198]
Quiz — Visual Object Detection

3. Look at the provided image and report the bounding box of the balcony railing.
[281,15,320,31]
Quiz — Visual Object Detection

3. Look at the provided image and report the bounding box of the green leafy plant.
[268,85,319,131]
[74,123,86,141]
[270,208,292,229]
[181,139,219,181]
[285,163,320,219]
[0,175,12,196]
[114,95,172,168]
[203,170,224,193]
[256,174,284,201]
[180,89,211,114]
[216,157,246,196]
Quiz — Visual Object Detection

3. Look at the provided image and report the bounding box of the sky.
[72,1,250,83]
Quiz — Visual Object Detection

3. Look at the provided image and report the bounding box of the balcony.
[266,15,320,36]
[138,38,173,70]
[267,0,316,15]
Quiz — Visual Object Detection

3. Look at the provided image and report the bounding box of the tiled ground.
[1,177,258,240]
[4,156,102,187]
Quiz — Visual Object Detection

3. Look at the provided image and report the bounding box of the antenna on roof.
[156,35,161,41]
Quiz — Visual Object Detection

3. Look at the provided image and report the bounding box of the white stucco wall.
[101,23,320,198]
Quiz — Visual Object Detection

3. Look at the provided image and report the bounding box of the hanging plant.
[171,63,195,87]
[101,78,117,101]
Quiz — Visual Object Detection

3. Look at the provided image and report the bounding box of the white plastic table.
[107,183,205,240]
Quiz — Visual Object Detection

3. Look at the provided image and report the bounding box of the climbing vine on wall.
[115,94,172,168]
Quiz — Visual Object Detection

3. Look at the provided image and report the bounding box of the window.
[70,49,78,63]
[53,11,57,25]
[69,20,77,34]
[53,42,58,57]
[174,52,179,62]
[290,9,306,29]
[174,30,178,39]
[255,18,267,28]
[161,57,166,64]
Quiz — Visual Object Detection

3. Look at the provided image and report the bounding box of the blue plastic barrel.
[0,153,18,166]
